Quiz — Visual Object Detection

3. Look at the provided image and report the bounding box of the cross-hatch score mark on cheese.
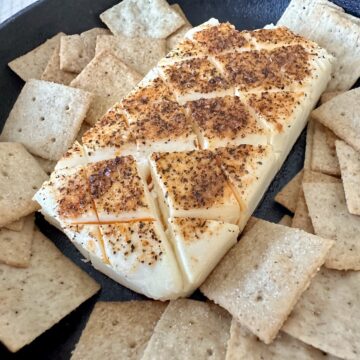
[33,19,334,300]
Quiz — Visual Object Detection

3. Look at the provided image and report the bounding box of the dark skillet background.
[0,0,359,358]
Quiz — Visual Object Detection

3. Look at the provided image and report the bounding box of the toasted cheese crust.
[250,26,309,47]
[122,76,175,119]
[244,91,305,133]
[192,23,252,54]
[216,144,272,184]
[87,156,152,221]
[82,106,136,155]
[186,96,267,147]
[164,39,208,62]
[55,166,97,222]
[216,45,312,91]
[160,57,230,97]
[132,100,194,144]
[151,150,228,210]
[100,221,164,266]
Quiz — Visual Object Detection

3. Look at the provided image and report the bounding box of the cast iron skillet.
[0,0,359,358]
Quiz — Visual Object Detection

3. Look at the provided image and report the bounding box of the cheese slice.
[99,220,184,300]
[82,104,138,163]
[34,165,98,225]
[186,95,269,149]
[168,217,239,289]
[149,150,241,224]
[216,144,276,229]
[86,156,157,223]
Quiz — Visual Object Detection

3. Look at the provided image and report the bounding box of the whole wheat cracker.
[303,119,315,170]
[4,218,25,232]
[142,299,231,360]
[70,51,142,125]
[0,215,34,267]
[167,4,192,50]
[291,170,340,233]
[303,182,360,270]
[41,43,76,85]
[335,140,360,215]
[278,215,292,227]
[0,79,93,160]
[0,229,100,352]
[200,219,333,344]
[283,268,360,360]
[100,0,185,39]
[312,88,360,153]
[274,170,303,213]
[8,33,64,81]
[226,320,339,360]
[311,121,340,176]
[34,156,56,175]
[59,28,110,73]
[95,34,166,75]
[0,143,48,227]
[320,91,343,104]
[71,301,167,360]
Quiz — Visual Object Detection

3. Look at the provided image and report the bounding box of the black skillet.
[0,0,359,358]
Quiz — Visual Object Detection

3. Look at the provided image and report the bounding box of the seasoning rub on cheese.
[34,19,334,300]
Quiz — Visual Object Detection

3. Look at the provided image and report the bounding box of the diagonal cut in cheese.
[86,156,157,223]
[216,144,276,229]
[34,165,98,225]
[99,220,184,300]
[82,104,138,164]
[149,149,241,224]
[186,95,269,149]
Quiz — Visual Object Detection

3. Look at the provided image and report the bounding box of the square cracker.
[200,219,333,344]
[72,301,167,360]
[283,268,360,360]
[311,121,340,176]
[41,43,77,85]
[167,4,192,50]
[274,170,303,213]
[278,215,292,227]
[100,0,185,39]
[320,91,343,104]
[34,156,56,175]
[226,319,338,360]
[0,229,100,352]
[303,182,360,270]
[335,140,360,215]
[291,170,340,233]
[0,79,93,160]
[303,119,315,170]
[59,28,110,73]
[5,218,25,232]
[0,215,34,267]
[142,299,231,360]
[95,34,166,75]
[0,143,48,227]
[70,51,142,125]
[8,33,64,81]
[312,88,360,152]
[277,0,360,90]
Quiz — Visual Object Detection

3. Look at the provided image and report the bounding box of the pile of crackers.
[1,0,360,359]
